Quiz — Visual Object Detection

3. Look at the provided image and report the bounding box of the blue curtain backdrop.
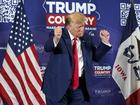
[0,0,140,105]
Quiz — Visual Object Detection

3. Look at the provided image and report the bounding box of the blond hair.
[65,12,86,26]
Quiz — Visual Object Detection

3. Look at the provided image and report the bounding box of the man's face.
[69,22,85,38]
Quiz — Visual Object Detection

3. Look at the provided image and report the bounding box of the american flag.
[0,1,46,105]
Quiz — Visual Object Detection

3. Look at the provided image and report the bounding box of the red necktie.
[72,37,79,90]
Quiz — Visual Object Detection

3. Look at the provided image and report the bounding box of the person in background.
[42,12,112,105]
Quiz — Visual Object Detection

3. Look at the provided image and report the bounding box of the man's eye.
[79,26,83,28]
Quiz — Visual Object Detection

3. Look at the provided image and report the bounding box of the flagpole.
[20,0,24,4]
[130,0,134,4]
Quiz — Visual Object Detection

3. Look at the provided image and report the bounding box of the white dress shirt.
[68,31,84,77]
[53,31,84,77]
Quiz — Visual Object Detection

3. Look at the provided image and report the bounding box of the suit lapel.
[62,28,72,58]
[80,36,87,67]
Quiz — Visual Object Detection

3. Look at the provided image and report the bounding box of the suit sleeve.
[44,31,63,53]
[89,36,112,61]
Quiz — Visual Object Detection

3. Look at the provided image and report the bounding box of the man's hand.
[53,26,62,44]
[100,29,110,44]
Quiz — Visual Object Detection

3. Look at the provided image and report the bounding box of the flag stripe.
[6,45,39,105]
[0,76,15,105]
[7,45,39,105]
[5,51,33,105]
[1,67,24,105]
[126,89,140,105]
[26,45,42,85]
[7,43,44,105]
[20,53,42,105]
[23,48,41,90]
[26,46,46,99]
[0,95,4,105]
[31,44,39,65]
[3,54,30,104]
[23,52,46,104]
[18,55,41,105]
[30,45,43,81]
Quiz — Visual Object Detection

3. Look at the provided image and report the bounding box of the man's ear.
[66,25,71,30]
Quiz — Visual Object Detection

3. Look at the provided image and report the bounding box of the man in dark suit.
[42,12,112,105]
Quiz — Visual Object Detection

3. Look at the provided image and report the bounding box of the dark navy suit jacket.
[42,28,111,102]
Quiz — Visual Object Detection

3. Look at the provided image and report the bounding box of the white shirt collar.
[68,30,80,41]
[68,30,74,40]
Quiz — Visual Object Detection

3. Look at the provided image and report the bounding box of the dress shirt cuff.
[53,37,58,47]
[102,41,112,47]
